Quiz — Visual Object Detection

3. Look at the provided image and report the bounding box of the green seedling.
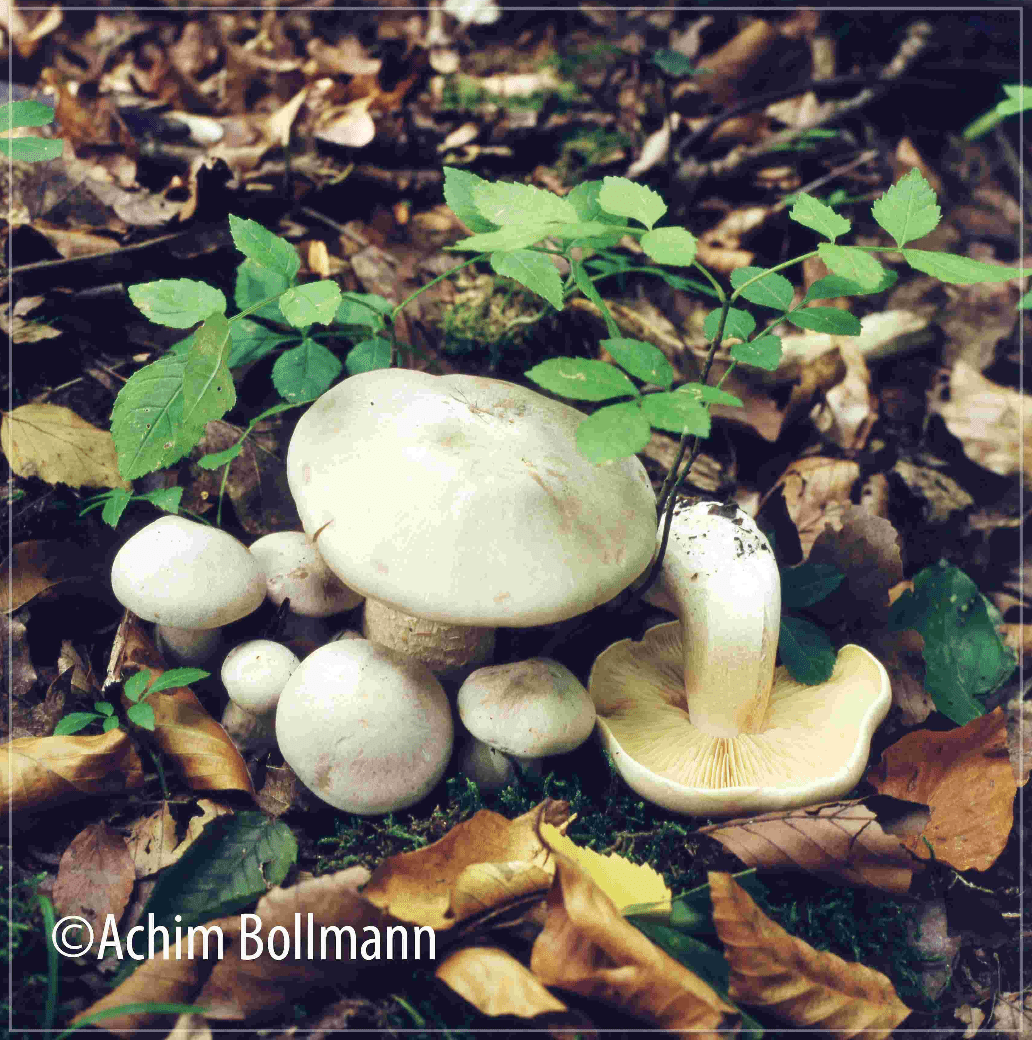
[0,99,62,162]
[962,82,1028,140]
[79,486,184,529]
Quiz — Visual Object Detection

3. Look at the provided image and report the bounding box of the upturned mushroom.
[285,369,657,678]
[220,639,300,751]
[589,500,891,815]
[110,516,267,665]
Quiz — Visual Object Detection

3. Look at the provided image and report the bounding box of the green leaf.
[996,82,1029,117]
[197,443,244,470]
[0,136,63,161]
[228,214,300,280]
[778,615,837,684]
[640,226,697,266]
[1018,287,1032,310]
[630,917,730,993]
[730,267,794,310]
[571,259,619,337]
[471,180,578,226]
[139,812,297,939]
[95,702,115,716]
[234,259,289,321]
[640,392,710,437]
[525,358,636,402]
[598,176,666,230]
[901,250,1024,285]
[490,249,564,310]
[703,307,755,342]
[677,383,743,407]
[111,353,189,480]
[552,221,631,245]
[129,280,227,329]
[574,403,651,463]
[803,270,897,302]
[780,561,845,609]
[147,668,210,694]
[140,486,184,514]
[227,319,294,368]
[788,192,851,242]
[179,313,235,452]
[2,99,55,129]
[887,562,1016,725]
[272,339,342,401]
[126,702,156,731]
[786,308,862,335]
[651,50,704,78]
[100,488,133,528]
[601,338,674,388]
[123,670,152,703]
[731,335,782,371]
[279,281,342,329]
[564,181,630,225]
[336,292,393,328]
[871,168,941,248]
[442,166,500,234]
[816,244,887,292]
[345,336,392,375]
[54,713,102,736]
[447,223,565,253]
[102,717,121,733]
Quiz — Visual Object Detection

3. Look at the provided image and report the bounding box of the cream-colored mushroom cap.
[249,531,363,617]
[275,639,453,815]
[285,369,657,626]
[590,622,892,815]
[222,640,300,715]
[110,516,266,629]
[458,658,596,758]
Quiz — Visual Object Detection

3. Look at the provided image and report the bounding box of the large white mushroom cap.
[285,369,657,627]
[249,531,363,617]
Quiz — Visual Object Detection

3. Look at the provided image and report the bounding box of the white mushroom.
[220,639,300,751]
[275,639,453,814]
[249,531,363,617]
[110,516,266,665]
[589,500,891,815]
[285,369,657,678]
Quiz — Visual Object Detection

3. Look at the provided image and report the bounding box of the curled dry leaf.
[709,872,910,1037]
[0,729,144,817]
[1,403,131,489]
[1,539,109,614]
[436,945,568,1018]
[52,823,135,942]
[766,457,862,558]
[1005,698,1031,786]
[362,801,569,931]
[127,798,232,878]
[697,800,921,894]
[530,854,739,1034]
[866,708,1016,872]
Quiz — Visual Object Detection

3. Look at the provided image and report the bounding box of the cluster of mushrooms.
[110,368,891,817]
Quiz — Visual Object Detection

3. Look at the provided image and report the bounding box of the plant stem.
[37,893,59,1032]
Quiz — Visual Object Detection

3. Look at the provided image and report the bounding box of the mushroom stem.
[648,501,780,737]
[155,624,223,666]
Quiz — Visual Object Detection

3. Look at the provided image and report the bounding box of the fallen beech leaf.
[362,801,569,930]
[530,854,739,1032]
[57,641,99,695]
[1,404,130,489]
[436,945,567,1017]
[0,729,143,817]
[1,540,108,614]
[990,991,1032,1034]
[53,823,135,941]
[709,872,910,1037]
[449,861,554,924]
[698,800,920,893]
[127,803,180,877]
[538,823,671,914]
[866,709,1016,871]
[767,457,862,558]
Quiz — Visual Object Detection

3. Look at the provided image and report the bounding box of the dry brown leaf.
[362,801,569,930]
[1,403,130,489]
[698,800,921,894]
[812,340,875,450]
[57,641,99,695]
[52,823,135,940]
[1005,697,1031,786]
[709,872,910,1037]
[0,729,144,817]
[1,540,108,614]
[126,803,180,877]
[254,762,304,816]
[990,991,1032,1034]
[1,612,38,708]
[436,945,567,1018]
[866,708,1016,872]
[530,855,739,1034]
[867,627,933,726]
[449,862,555,924]
[766,456,861,558]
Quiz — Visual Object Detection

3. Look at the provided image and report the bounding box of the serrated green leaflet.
[526,358,636,401]
[490,249,564,309]
[703,307,755,341]
[817,244,887,292]
[227,319,294,368]
[442,166,501,234]
[564,180,629,225]
[112,353,189,479]
[902,250,1024,285]
[336,292,392,328]
[346,336,392,375]
[730,267,794,310]
[778,615,836,684]
[640,226,697,266]
[871,168,941,248]
[0,136,63,161]
[198,443,244,470]
[598,176,666,229]
[786,308,862,335]
[235,258,289,321]
[803,270,897,301]
[780,561,845,609]
[678,383,743,407]
[574,402,651,463]
[179,313,235,452]
[601,338,673,388]
[2,99,55,128]
[272,339,342,401]
[448,222,565,253]
[279,281,342,328]
[651,50,704,78]
[730,336,782,371]
[129,279,226,329]
[472,179,578,226]
[228,214,301,279]
[572,259,619,337]
[640,392,710,437]
[788,192,851,242]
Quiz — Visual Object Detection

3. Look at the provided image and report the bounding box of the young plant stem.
[37,893,59,1031]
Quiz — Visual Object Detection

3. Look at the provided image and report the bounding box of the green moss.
[0,857,52,1037]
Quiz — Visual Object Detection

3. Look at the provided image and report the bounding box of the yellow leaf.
[1,403,130,489]
[539,822,671,914]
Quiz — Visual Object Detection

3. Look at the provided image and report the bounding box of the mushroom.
[285,369,657,678]
[589,500,891,815]
[220,639,300,751]
[275,638,453,814]
[110,516,266,665]
[457,658,596,790]
[249,531,363,617]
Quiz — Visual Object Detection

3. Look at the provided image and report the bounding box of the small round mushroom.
[456,658,596,787]
[249,531,363,617]
[275,639,453,815]
[220,639,300,751]
[110,516,266,665]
